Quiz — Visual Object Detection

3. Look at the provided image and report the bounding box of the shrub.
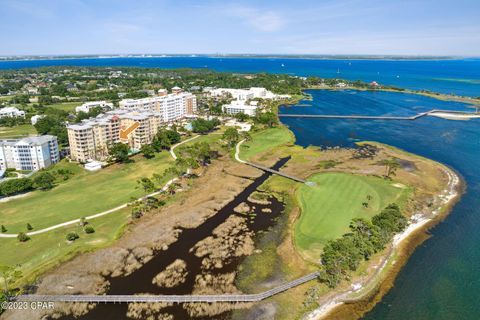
[66,232,79,241]
[17,232,30,242]
[84,226,95,234]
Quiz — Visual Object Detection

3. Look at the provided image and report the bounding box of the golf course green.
[294,172,407,260]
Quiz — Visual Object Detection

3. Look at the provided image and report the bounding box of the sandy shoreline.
[304,165,461,320]
[429,112,480,120]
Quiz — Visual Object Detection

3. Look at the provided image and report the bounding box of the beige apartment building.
[67,89,197,162]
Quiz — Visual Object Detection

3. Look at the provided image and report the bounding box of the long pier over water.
[15,272,320,304]
[279,109,478,120]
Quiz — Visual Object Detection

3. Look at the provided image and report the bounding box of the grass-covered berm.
[233,125,455,320]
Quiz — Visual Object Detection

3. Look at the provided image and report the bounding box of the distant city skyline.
[1,0,479,56]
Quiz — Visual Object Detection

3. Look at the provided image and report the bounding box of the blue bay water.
[280,90,480,319]
[0,57,479,97]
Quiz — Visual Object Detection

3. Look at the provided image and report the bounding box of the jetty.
[15,272,320,304]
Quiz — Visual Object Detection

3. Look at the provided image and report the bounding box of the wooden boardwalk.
[15,272,320,304]
[278,109,478,120]
[235,139,308,184]
[244,161,307,183]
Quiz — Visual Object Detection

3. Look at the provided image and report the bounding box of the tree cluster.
[176,141,217,168]
[191,118,220,134]
[0,169,70,197]
[74,106,105,122]
[320,203,407,287]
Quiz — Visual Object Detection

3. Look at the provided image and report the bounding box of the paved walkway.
[170,135,200,160]
[0,135,200,238]
[16,272,320,303]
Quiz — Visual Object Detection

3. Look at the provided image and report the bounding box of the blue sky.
[1,0,479,56]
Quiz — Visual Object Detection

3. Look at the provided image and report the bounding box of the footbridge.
[15,272,320,304]
[278,109,478,120]
[235,140,308,184]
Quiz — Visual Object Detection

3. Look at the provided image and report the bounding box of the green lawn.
[294,173,407,260]
[0,124,37,138]
[0,207,130,286]
[47,102,81,112]
[177,131,224,153]
[0,152,174,233]
[240,126,294,160]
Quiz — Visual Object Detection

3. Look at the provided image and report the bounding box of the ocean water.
[280,90,480,319]
[0,57,479,97]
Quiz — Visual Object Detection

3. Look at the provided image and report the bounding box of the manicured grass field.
[294,173,406,260]
[47,102,81,112]
[0,152,174,233]
[240,126,294,160]
[0,124,37,138]
[0,207,130,286]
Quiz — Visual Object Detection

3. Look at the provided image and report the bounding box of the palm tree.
[381,158,400,178]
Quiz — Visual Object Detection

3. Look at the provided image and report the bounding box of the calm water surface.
[280,90,480,319]
[1,57,479,96]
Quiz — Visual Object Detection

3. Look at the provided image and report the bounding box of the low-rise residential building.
[75,101,113,113]
[207,87,289,101]
[0,135,59,171]
[0,107,25,119]
[222,100,259,116]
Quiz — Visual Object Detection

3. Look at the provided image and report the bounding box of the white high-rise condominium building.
[119,90,197,122]
[0,135,59,171]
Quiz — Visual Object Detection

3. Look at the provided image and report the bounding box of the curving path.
[170,135,200,159]
[0,135,200,238]
[16,272,320,303]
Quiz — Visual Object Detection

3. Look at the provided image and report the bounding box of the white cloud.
[224,5,285,32]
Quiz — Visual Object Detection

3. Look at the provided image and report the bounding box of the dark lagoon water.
[280,90,480,319]
[63,159,288,320]
[1,57,480,97]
